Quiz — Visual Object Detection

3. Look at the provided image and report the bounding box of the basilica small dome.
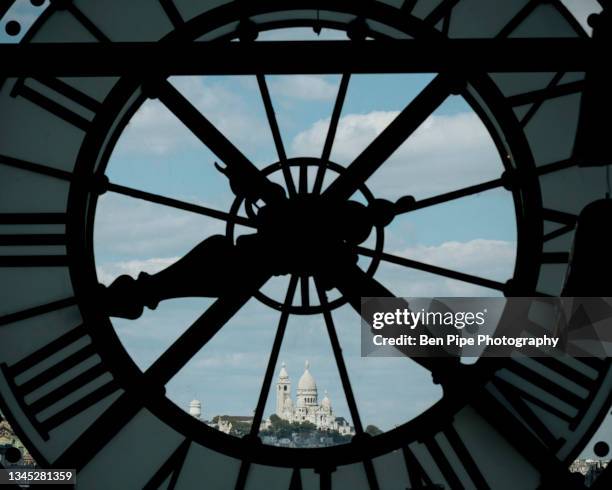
[189,399,202,418]
[279,362,289,379]
[321,390,331,409]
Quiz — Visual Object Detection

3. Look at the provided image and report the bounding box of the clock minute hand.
[153,79,285,205]
[101,235,264,319]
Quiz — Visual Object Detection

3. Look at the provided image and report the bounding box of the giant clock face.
[1,1,611,489]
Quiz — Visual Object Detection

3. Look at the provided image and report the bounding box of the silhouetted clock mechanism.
[1,1,611,489]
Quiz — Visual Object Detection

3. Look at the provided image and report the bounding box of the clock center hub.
[226,157,386,313]
[251,194,370,276]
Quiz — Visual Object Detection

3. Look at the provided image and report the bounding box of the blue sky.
[2,0,609,458]
[93,68,517,432]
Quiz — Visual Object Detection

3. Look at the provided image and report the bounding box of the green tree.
[365,425,383,436]
[230,420,251,437]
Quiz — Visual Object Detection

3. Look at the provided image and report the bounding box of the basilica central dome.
[274,360,354,436]
[297,360,317,391]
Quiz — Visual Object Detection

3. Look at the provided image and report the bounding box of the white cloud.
[193,352,266,370]
[257,27,348,41]
[292,110,502,199]
[269,75,337,101]
[400,239,516,275]
[380,239,516,297]
[116,76,272,156]
[96,256,179,285]
[94,194,227,258]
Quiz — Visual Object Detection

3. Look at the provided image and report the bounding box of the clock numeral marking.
[492,375,564,449]
[541,208,577,243]
[423,0,459,35]
[506,76,585,109]
[405,424,490,490]
[495,0,539,39]
[442,425,490,489]
[0,154,73,182]
[0,233,65,246]
[0,255,68,267]
[575,355,607,372]
[506,72,585,127]
[0,324,119,440]
[489,349,603,450]
[158,0,184,28]
[143,439,190,490]
[403,446,435,489]
[10,77,102,132]
[401,0,418,13]
[54,0,110,43]
[315,467,334,490]
[0,296,77,328]
[289,468,302,490]
[0,213,66,225]
[0,212,68,268]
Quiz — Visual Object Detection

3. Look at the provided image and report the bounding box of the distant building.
[217,417,232,434]
[185,360,355,439]
[275,360,355,436]
[188,399,202,419]
[209,415,255,435]
[570,458,609,487]
[0,417,35,467]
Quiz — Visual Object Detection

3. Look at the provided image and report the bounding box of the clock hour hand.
[322,74,452,202]
[101,235,265,319]
[152,79,286,205]
[214,161,285,211]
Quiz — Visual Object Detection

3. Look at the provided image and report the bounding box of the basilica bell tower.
[276,362,292,417]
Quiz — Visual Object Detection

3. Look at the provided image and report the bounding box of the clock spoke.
[322,74,453,201]
[106,181,255,227]
[315,279,364,435]
[356,246,507,292]
[144,270,270,385]
[143,438,191,489]
[235,276,298,490]
[315,280,381,490]
[300,275,310,308]
[299,161,308,195]
[256,74,297,198]
[155,79,285,204]
[394,177,505,215]
[313,73,351,195]
[250,275,298,437]
[327,264,456,375]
